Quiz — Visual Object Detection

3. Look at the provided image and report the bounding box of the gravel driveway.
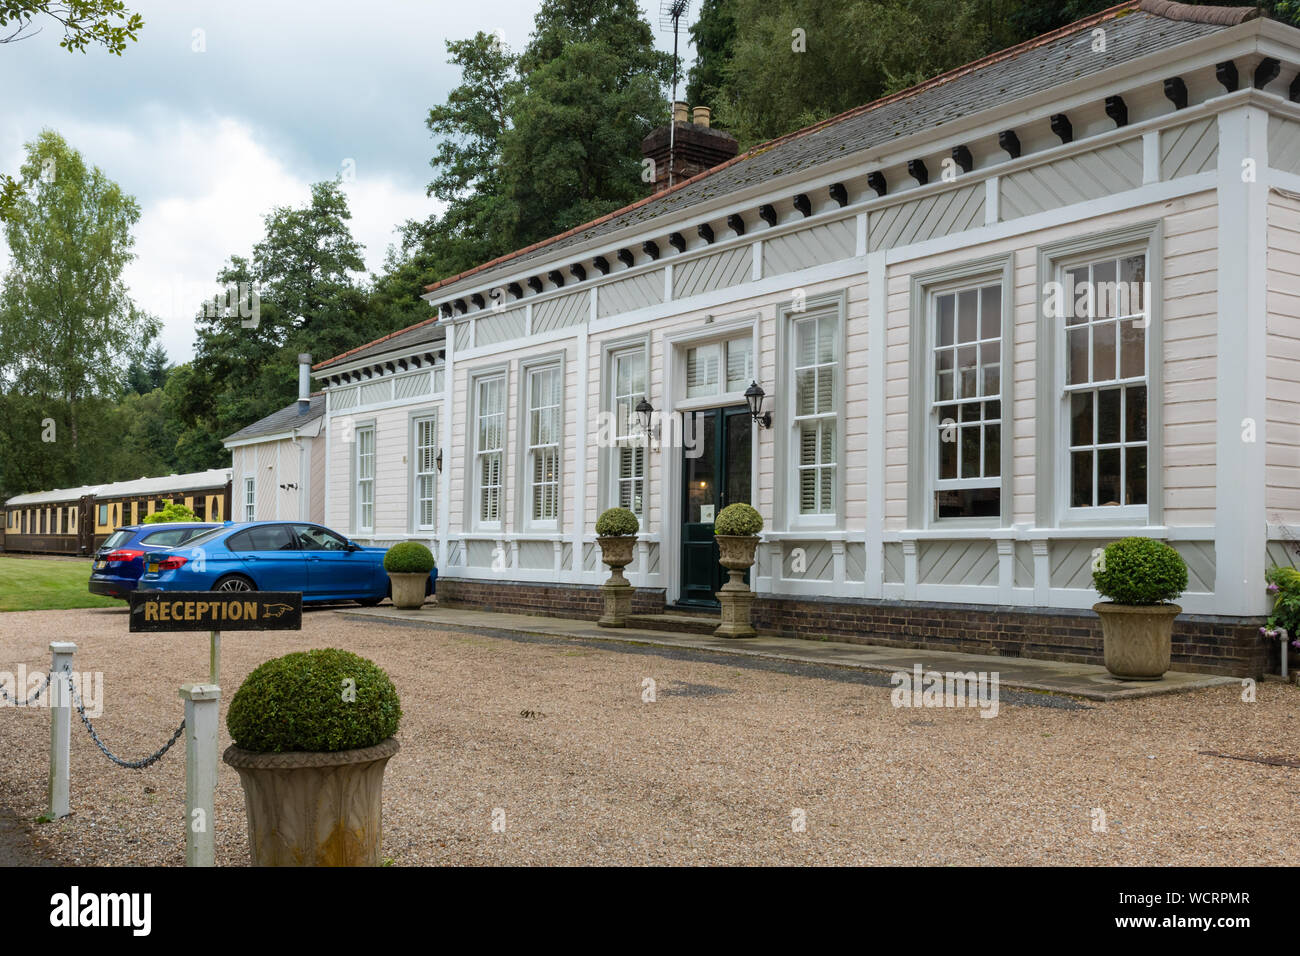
[1,607,1297,866]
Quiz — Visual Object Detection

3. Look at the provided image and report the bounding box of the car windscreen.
[179,526,232,549]
[140,529,188,548]
[100,530,134,551]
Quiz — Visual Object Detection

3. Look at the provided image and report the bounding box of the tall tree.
[685,0,736,111]
[503,0,672,240]
[173,181,384,466]
[0,129,157,491]
[0,3,144,222]
[423,32,520,275]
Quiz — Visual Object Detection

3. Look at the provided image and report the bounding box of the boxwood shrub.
[595,507,639,537]
[383,541,435,574]
[714,503,763,536]
[227,649,402,753]
[1092,537,1187,605]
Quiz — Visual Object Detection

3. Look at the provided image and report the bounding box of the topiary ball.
[384,541,435,573]
[595,506,639,536]
[714,502,763,536]
[1092,537,1188,606]
[227,649,402,753]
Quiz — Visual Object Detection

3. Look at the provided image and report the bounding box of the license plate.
[147,563,158,574]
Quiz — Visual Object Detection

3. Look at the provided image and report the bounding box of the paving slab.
[336,605,1239,702]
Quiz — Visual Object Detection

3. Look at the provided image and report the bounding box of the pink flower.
[1267,583,1280,594]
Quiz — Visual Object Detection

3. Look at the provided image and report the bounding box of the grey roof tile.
[224,394,325,443]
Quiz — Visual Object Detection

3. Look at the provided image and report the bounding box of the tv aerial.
[658,0,691,188]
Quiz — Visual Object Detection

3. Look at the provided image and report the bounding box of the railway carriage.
[2,469,232,556]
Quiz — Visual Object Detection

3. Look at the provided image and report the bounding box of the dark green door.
[680,406,752,606]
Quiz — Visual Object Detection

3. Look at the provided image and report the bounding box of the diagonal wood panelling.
[1050,540,1097,590]
[519,540,551,569]
[763,217,857,275]
[918,539,998,586]
[1000,139,1144,220]
[596,269,665,319]
[845,542,865,582]
[1268,116,1300,176]
[532,290,588,333]
[784,541,832,581]
[868,183,984,253]
[1161,118,1218,180]
[673,245,752,299]
[1014,543,1034,589]
[1171,541,1215,592]
[475,306,527,346]
[883,543,904,583]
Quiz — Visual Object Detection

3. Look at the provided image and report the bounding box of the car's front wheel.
[213,574,256,593]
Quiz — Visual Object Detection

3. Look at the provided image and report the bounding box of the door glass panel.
[685,413,717,523]
[725,413,752,508]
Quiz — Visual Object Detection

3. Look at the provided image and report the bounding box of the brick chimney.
[641,102,738,193]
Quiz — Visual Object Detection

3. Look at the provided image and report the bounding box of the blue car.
[137,521,433,605]
[89,523,221,599]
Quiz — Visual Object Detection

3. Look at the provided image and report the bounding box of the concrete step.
[626,612,720,635]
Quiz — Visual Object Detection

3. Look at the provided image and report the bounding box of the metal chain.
[0,668,51,707]
[64,669,186,770]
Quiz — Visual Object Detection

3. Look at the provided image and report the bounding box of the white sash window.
[475,376,505,527]
[526,366,562,525]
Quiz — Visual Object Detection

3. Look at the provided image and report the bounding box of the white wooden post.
[209,631,221,686]
[48,641,75,820]
[179,683,220,867]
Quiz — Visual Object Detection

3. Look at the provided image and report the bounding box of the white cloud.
[2,111,440,365]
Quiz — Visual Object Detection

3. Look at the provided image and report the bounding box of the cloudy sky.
[0,0,695,362]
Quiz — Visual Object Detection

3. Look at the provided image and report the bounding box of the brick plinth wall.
[751,594,1269,678]
[438,577,666,620]
[434,577,1270,677]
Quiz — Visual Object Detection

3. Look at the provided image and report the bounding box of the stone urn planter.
[595,507,639,628]
[224,738,400,866]
[1094,602,1180,680]
[384,541,435,610]
[713,504,764,639]
[1091,537,1188,681]
[224,649,403,866]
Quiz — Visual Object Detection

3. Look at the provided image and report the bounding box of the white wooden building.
[223,355,326,525]
[307,1,1300,674]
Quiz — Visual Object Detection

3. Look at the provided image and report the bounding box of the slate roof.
[417,0,1251,299]
[223,394,326,444]
[313,314,446,372]
[315,0,1256,372]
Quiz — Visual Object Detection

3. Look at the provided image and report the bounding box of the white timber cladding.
[314,50,1300,614]
[1267,188,1300,525]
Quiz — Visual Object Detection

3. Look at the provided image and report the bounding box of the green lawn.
[0,556,121,612]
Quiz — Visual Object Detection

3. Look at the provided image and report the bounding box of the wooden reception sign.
[128,591,302,632]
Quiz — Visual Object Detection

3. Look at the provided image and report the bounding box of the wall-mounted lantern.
[635,397,659,447]
[744,381,773,429]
